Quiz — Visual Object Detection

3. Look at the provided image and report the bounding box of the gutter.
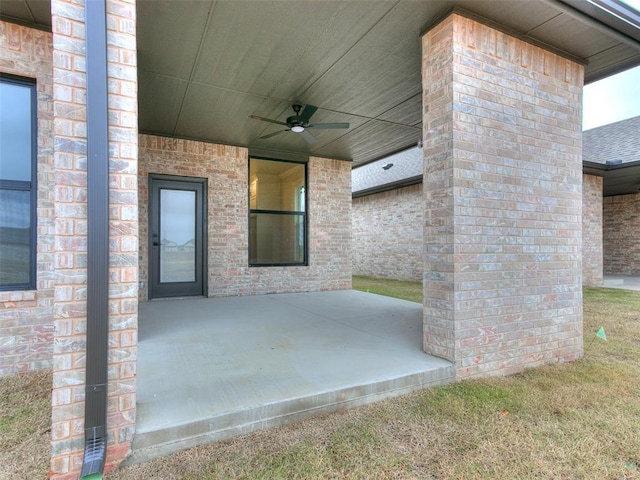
[583,159,640,171]
[80,0,110,478]
[583,159,640,177]
[352,175,423,198]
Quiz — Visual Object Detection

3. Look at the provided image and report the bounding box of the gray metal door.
[149,176,206,298]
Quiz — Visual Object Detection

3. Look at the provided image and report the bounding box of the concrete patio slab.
[127,290,454,464]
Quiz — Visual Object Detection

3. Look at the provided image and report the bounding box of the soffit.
[0,0,50,29]
[585,161,640,196]
[603,163,640,196]
[3,0,640,166]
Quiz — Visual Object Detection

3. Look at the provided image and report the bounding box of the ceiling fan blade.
[299,130,317,144]
[307,122,350,129]
[299,104,318,123]
[249,115,289,127]
[260,129,289,139]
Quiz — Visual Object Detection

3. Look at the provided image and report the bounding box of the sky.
[582,0,640,130]
[583,65,640,130]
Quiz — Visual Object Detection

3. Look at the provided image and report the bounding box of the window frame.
[0,74,37,291]
[248,156,308,267]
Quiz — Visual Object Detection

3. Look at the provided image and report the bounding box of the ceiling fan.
[249,104,349,144]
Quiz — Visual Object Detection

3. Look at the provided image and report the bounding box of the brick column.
[50,0,138,477]
[582,174,603,286]
[422,13,584,379]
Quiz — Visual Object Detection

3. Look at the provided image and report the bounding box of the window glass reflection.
[0,81,32,181]
[160,189,196,283]
[0,189,31,284]
[249,213,304,265]
[249,159,305,211]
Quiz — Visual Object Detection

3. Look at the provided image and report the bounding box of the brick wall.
[603,193,640,276]
[139,134,351,298]
[50,0,138,477]
[352,185,423,282]
[582,174,603,285]
[353,176,600,287]
[422,13,584,379]
[0,22,55,376]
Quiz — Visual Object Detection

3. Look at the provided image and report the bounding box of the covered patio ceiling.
[3,0,640,166]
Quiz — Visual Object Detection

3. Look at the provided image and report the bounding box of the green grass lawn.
[2,278,639,479]
[353,275,423,303]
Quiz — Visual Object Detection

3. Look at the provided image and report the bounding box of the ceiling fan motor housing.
[287,115,305,128]
[288,104,305,128]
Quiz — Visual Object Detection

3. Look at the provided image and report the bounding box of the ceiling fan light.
[291,125,305,133]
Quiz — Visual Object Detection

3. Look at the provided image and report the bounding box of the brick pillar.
[582,174,603,286]
[50,0,138,477]
[422,13,584,379]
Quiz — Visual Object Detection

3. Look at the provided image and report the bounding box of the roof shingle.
[583,116,640,165]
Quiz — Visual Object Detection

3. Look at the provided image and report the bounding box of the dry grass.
[0,368,51,480]
[3,283,639,480]
[107,284,640,480]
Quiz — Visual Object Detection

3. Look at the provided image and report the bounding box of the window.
[249,158,307,266]
[0,76,37,290]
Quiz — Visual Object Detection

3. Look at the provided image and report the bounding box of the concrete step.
[126,362,454,465]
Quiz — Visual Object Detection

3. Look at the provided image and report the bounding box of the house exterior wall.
[603,193,640,276]
[352,184,423,282]
[422,13,584,379]
[582,174,603,286]
[49,0,138,477]
[353,175,602,286]
[0,5,611,477]
[0,22,55,376]
[138,134,352,299]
